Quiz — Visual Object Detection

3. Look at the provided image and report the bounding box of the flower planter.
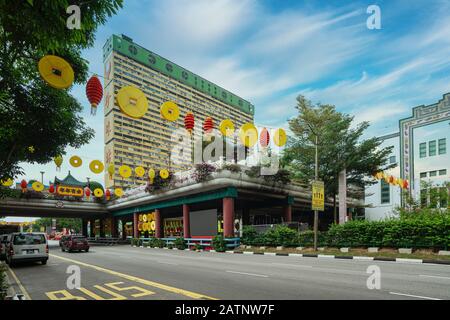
[296,247,304,251]
[398,248,412,254]
[368,247,379,253]
[260,246,266,250]
[318,247,325,251]
[340,247,349,253]
[276,246,284,250]
[438,250,450,256]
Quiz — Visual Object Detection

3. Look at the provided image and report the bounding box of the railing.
[87,237,129,245]
[138,237,240,249]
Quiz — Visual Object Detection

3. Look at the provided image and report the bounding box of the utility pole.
[313,134,319,251]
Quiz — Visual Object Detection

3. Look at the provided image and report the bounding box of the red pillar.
[283,205,292,223]
[223,197,235,238]
[183,204,190,238]
[155,209,162,238]
[133,213,139,238]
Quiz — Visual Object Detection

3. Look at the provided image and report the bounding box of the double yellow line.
[50,254,217,300]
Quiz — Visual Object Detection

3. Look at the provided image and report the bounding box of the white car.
[5,233,49,267]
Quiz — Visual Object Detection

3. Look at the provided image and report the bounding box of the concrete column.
[90,219,96,237]
[133,213,139,238]
[155,209,162,238]
[223,197,235,238]
[110,218,117,238]
[81,219,88,237]
[183,204,190,238]
[338,169,347,224]
[99,219,105,238]
[283,205,292,223]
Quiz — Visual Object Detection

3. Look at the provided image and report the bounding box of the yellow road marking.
[78,286,127,300]
[104,281,155,298]
[46,290,86,300]
[49,253,217,300]
[6,264,32,300]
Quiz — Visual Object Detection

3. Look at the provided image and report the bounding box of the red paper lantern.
[402,179,409,189]
[84,187,91,199]
[203,117,214,134]
[49,184,55,194]
[20,179,27,193]
[184,112,195,134]
[260,127,270,147]
[388,175,395,184]
[86,75,103,115]
[105,189,111,200]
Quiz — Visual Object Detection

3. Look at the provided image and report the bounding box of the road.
[5,242,450,300]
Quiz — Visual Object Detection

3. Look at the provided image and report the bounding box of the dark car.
[60,235,89,252]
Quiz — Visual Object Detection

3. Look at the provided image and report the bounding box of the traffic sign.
[312,180,325,211]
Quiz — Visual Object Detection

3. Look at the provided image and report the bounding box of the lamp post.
[307,123,320,251]
[40,171,44,184]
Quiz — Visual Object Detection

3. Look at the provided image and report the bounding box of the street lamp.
[40,171,45,184]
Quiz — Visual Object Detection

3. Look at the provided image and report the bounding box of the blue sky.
[17,0,450,189]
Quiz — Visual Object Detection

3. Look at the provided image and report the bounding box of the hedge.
[242,213,450,250]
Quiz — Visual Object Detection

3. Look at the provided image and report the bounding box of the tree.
[32,217,82,233]
[0,0,123,184]
[282,95,394,223]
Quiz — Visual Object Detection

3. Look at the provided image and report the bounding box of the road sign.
[312,180,325,211]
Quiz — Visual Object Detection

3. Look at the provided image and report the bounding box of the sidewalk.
[1,262,29,300]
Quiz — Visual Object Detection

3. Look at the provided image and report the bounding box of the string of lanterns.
[372,172,409,189]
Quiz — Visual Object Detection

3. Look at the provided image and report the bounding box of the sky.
[12,0,450,201]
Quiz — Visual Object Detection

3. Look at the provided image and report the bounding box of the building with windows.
[365,93,450,220]
[102,34,255,189]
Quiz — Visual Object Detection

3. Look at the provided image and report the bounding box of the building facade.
[102,34,254,189]
[365,93,450,220]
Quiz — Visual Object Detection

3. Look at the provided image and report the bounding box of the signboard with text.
[312,180,325,211]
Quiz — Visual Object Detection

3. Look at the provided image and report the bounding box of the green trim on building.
[103,34,254,115]
[111,187,238,217]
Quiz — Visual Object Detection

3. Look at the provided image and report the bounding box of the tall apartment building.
[102,34,255,189]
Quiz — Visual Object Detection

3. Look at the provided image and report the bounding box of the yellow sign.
[312,180,324,211]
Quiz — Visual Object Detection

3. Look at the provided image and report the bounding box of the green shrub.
[194,243,202,251]
[154,239,165,248]
[0,264,8,300]
[212,235,227,252]
[174,237,186,250]
[242,226,257,245]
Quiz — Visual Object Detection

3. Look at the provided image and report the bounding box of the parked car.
[0,234,10,261]
[60,235,89,253]
[5,232,49,267]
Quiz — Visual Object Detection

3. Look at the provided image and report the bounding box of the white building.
[365,93,450,220]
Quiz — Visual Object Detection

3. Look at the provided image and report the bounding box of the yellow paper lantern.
[159,169,169,179]
[38,55,75,89]
[32,181,45,192]
[117,86,149,119]
[114,188,124,197]
[150,220,156,231]
[160,101,180,121]
[148,169,155,179]
[69,156,82,168]
[219,119,235,137]
[239,123,258,148]
[142,214,148,222]
[135,166,145,177]
[94,188,104,198]
[273,128,287,147]
[119,165,132,178]
[54,155,63,171]
[1,178,13,187]
[107,163,115,179]
[89,160,104,174]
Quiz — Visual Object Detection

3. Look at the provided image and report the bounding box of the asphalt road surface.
[5,242,450,300]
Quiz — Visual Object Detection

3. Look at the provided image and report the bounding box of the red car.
[60,235,89,252]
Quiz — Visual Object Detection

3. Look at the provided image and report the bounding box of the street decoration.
[373,171,409,189]
[86,75,103,115]
[184,112,195,134]
[94,188,104,198]
[69,156,82,168]
[84,187,91,200]
[89,160,104,174]
[56,185,84,197]
[119,165,132,178]
[28,146,35,153]
[32,181,44,192]
[219,119,234,137]
[117,86,148,119]
[1,178,13,187]
[20,180,27,193]
[239,122,258,148]
[159,169,169,179]
[160,101,180,121]
[114,188,124,197]
[135,166,145,177]
[49,184,55,194]
[203,117,214,139]
[105,189,111,201]
[38,55,74,89]
[260,127,270,147]
[107,163,115,179]
[148,168,155,184]
[273,128,287,147]
[312,180,325,211]
[54,155,63,171]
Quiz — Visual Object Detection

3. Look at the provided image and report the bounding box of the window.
[429,171,437,177]
[380,180,390,204]
[389,156,396,164]
[420,172,427,178]
[429,140,436,156]
[439,169,447,176]
[419,143,426,158]
[438,138,446,155]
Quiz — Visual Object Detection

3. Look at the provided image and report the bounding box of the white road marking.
[270,263,313,268]
[226,271,268,278]
[157,260,179,266]
[389,292,442,300]
[419,274,450,280]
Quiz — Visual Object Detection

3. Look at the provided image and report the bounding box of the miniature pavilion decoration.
[160,101,180,121]
[219,119,234,137]
[260,127,270,148]
[54,155,63,171]
[86,75,103,115]
[38,55,74,89]
[184,112,195,134]
[69,155,82,168]
[54,172,85,197]
[117,86,149,119]
[239,122,258,148]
